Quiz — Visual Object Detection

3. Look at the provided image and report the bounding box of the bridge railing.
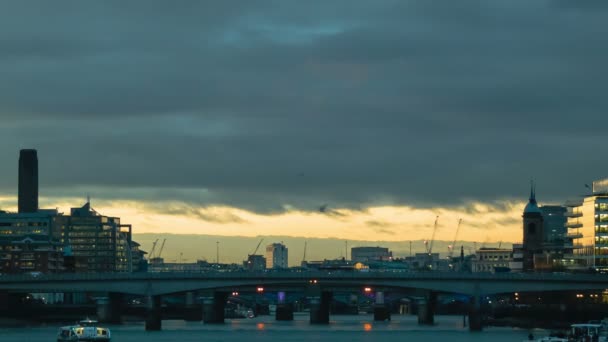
[1,269,607,283]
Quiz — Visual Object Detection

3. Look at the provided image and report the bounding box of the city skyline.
[1,2,607,262]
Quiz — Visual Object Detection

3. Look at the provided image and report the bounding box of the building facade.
[564,178,608,270]
[351,246,393,263]
[472,248,513,273]
[1,149,144,274]
[265,243,288,269]
[56,202,133,273]
[0,210,64,274]
[244,254,266,271]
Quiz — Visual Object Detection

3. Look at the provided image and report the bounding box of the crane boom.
[251,238,264,255]
[158,238,167,258]
[428,216,439,254]
[149,239,159,259]
[302,241,307,263]
[448,219,463,259]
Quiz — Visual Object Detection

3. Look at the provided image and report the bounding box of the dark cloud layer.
[1,1,606,212]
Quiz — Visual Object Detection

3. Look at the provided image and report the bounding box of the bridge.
[1,271,607,331]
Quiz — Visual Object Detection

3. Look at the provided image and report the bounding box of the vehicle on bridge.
[57,318,111,342]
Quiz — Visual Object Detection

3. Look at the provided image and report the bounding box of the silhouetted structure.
[18,149,38,213]
[523,183,543,271]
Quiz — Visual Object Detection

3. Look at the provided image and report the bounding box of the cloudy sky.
[1,1,607,257]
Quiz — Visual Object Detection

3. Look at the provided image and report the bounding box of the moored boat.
[57,318,111,342]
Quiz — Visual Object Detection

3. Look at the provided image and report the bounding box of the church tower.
[522,182,544,271]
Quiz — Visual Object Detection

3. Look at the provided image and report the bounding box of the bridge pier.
[145,295,162,331]
[468,296,482,331]
[202,292,227,324]
[417,292,436,325]
[276,291,293,321]
[373,291,390,321]
[96,293,122,324]
[309,291,332,324]
[184,291,202,321]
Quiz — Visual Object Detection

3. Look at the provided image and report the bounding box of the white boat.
[57,318,111,342]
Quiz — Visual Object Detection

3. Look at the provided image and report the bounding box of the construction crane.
[448,219,463,259]
[157,238,167,259]
[250,238,264,256]
[425,216,439,270]
[427,216,439,255]
[148,238,159,259]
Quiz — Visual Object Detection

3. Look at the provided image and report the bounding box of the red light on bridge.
[364,287,372,293]
[257,287,264,293]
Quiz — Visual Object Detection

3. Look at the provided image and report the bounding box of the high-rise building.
[540,205,567,245]
[265,243,288,269]
[564,178,608,270]
[18,149,38,213]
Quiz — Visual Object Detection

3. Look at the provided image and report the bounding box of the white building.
[265,243,288,269]
[472,248,513,273]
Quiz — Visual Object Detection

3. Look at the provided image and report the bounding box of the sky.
[1,1,607,261]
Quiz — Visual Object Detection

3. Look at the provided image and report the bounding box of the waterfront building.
[265,243,288,269]
[521,184,571,271]
[0,209,64,274]
[564,178,608,270]
[351,246,393,263]
[471,248,513,273]
[1,149,144,274]
[55,202,133,273]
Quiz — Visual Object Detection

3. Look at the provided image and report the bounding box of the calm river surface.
[0,314,546,342]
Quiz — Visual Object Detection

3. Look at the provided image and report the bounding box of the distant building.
[351,246,392,263]
[509,244,524,272]
[405,252,447,271]
[472,248,513,273]
[244,254,266,271]
[563,178,608,270]
[265,243,288,269]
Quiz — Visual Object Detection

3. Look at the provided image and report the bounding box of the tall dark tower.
[18,149,38,213]
[522,182,543,271]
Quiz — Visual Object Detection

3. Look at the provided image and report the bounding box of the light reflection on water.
[0,314,545,342]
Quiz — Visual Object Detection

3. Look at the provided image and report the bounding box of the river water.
[0,314,546,342]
